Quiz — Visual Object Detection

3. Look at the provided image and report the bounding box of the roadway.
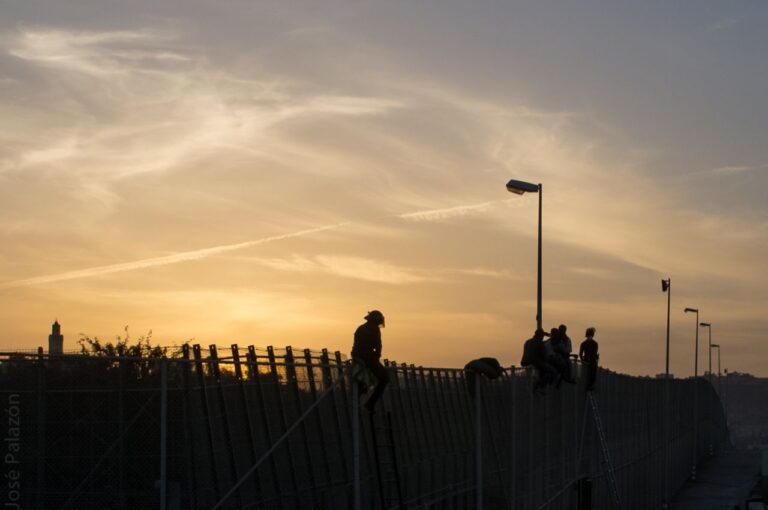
[671,449,763,509]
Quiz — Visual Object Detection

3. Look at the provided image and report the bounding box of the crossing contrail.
[1,223,348,288]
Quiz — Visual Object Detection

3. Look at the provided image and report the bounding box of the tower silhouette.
[48,320,63,355]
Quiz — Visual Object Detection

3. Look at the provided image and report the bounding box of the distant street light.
[699,322,712,385]
[723,368,729,428]
[661,280,672,378]
[711,344,721,395]
[506,179,543,330]
[699,322,713,456]
[684,307,699,481]
[661,278,671,506]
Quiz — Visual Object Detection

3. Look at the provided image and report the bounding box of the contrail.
[3,199,504,288]
[1,223,348,288]
[396,200,499,221]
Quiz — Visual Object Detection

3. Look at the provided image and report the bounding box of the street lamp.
[661,278,671,506]
[699,322,713,456]
[684,307,699,480]
[699,323,712,385]
[506,179,543,330]
[711,344,721,395]
[661,280,672,378]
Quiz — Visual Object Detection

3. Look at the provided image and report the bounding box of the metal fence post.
[304,349,332,484]
[353,380,361,510]
[247,346,283,509]
[285,346,319,502]
[160,357,168,510]
[209,345,243,509]
[321,348,348,481]
[476,374,483,510]
[510,367,517,510]
[181,345,198,509]
[692,376,698,481]
[192,344,221,503]
[36,347,46,510]
[231,344,262,504]
[528,369,534,510]
[267,345,300,505]
[436,369,461,505]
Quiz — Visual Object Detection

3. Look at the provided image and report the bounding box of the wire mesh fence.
[0,346,728,509]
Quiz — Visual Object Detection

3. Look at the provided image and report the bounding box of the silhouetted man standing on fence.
[352,310,389,412]
[579,327,599,391]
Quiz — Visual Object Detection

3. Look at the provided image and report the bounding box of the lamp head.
[684,307,698,313]
[711,343,720,348]
[661,279,670,292]
[506,179,540,195]
[700,322,711,327]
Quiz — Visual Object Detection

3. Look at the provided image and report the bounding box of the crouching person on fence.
[464,357,504,397]
[351,310,390,413]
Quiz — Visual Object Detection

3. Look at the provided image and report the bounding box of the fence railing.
[0,345,728,509]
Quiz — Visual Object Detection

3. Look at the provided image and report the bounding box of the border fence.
[1,345,728,509]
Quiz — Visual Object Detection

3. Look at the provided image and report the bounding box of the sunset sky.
[1,1,766,376]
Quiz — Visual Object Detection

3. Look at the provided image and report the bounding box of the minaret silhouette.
[49,320,63,355]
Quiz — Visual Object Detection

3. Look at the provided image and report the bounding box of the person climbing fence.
[464,357,504,397]
[351,309,390,412]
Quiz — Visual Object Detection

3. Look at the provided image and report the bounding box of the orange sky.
[1,1,767,376]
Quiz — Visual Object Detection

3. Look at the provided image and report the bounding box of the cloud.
[0,223,348,288]
[8,28,182,76]
[2,27,400,188]
[251,254,431,284]
[709,163,768,176]
[705,16,742,33]
[447,267,522,280]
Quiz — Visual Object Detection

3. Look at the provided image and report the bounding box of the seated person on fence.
[464,357,504,397]
[521,329,560,391]
[351,310,389,412]
[550,325,577,384]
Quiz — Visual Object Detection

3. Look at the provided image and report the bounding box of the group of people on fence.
[350,309,601,413]
[520,325,599,393]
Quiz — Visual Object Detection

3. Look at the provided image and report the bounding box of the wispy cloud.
[8,28,182,75]
[1,223,348,288]
[250,254,432,284]
[3,27,400,186]
[447,267,522,280]
[709,163,768,176]
[705,16,742,33]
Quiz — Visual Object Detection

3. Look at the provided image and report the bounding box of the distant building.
[48,320,63,355]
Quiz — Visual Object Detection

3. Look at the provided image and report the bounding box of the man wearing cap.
[352,310,389,412]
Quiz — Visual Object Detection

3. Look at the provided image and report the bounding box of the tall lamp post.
[711,344,721,395]
[661,278,671,507]
[684,307,699,481]
[699,323,713,385]
[699,322,713,456]
[506,179,543,330]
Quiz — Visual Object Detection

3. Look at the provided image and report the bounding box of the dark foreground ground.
[671,449,764,509]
